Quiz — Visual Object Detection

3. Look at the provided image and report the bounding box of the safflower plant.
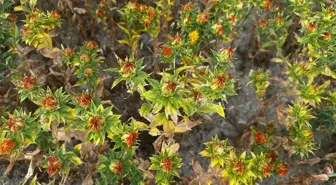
[0,0,335,184]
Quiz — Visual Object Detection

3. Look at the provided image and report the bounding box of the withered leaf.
[74,7,87,14]
[277,173,329,185]
[325,152,336,159]
[297,157,321,166]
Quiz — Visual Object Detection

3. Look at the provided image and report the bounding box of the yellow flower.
[189,30,199,44]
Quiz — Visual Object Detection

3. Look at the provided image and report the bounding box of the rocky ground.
[1,0,336,185]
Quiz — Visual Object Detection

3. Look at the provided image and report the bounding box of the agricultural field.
[0,0,335,184]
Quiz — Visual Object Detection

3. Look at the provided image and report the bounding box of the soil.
[0,0,335,185]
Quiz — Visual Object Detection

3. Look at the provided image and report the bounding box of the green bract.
[149,145,182,185]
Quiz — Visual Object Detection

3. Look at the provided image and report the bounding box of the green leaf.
[262,41,273,48]
[163,120,175,134]
[14,6,24,11]
[139,103,152,117]
[29,175,38,185]
[117,39,130,46]
[135,121,148,130]
[70,155,83,165]
[118,24,130,37]
[29,0,37,8]
[111,78,123,89]
[149,127,160,136]
[270,58,283,63]
[199,103,225,117]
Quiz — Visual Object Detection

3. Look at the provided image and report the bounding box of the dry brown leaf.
[94,78,106,98]
[322,163,334,174]
[23,147,41,160]
[39,48,56,58]
[94,143,110,154]
[297,157,321,166]
[136,158,151,170]
[135,158,155,180]
[272,136,285,150]
[57,128,71,142]
[78,142,95,160]
[171,143,180,153]
[57,127,88,142]
[58,0,74,12]
[82,173,93,185]
[325,153,336,159]
[17,45,34,56]
[312,174,329,182]
[153,135,165,153]
[4,153,19,175]
[276,103,287,128]
[82,163,95,185]
[21,159,36,185]
[277,173,329,185]
[74,7,87,14]
[174,118,201,133]
[191,159,204,175]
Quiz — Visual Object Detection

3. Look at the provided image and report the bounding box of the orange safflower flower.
[85,41,98,49]
[0,139,15,154]
[322,32,332,40]
[50,11,60,19]
[96,9,104,16]
[147,9,156,19]
[88,116,103,131]
[329,8,335,16]
[164,81,177,94]
[63,48,75,57]
[162,45,172,56]
[228,47,234,59]
[172,34,182,44]
[198,70,206,77]
[122,61,135,75]
[125,132,138,147]
[100,0,107,7]
[161,158,173,172]
[143,19,150,28]
[254,131,269,145]
[42,96,57,110]
[47,156,63,176]
[23,27,31,36]
[276,163,288,177]
[255,71,263,79]
[84,68,93,77]
[234,161,244,175]
[80,54,90,62]
[33,8,40,14]
[182,4,193,12]
[261,163,272,176]
[264,0,272,10]
[215,23,223,35]
[227,72,233,79]
[77,94,92,107]
[111,161,123,175]
[307,23,316,32]
[275,16,284,24]
[213,75,226,88]
[265,150,277,163]
[22,76,37,90]
[197,13,208,24]
[8,13,15,22]
[229,15,237,24]
[193,90,201,101]
[7,118,24,132]
[259,20,268,27]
